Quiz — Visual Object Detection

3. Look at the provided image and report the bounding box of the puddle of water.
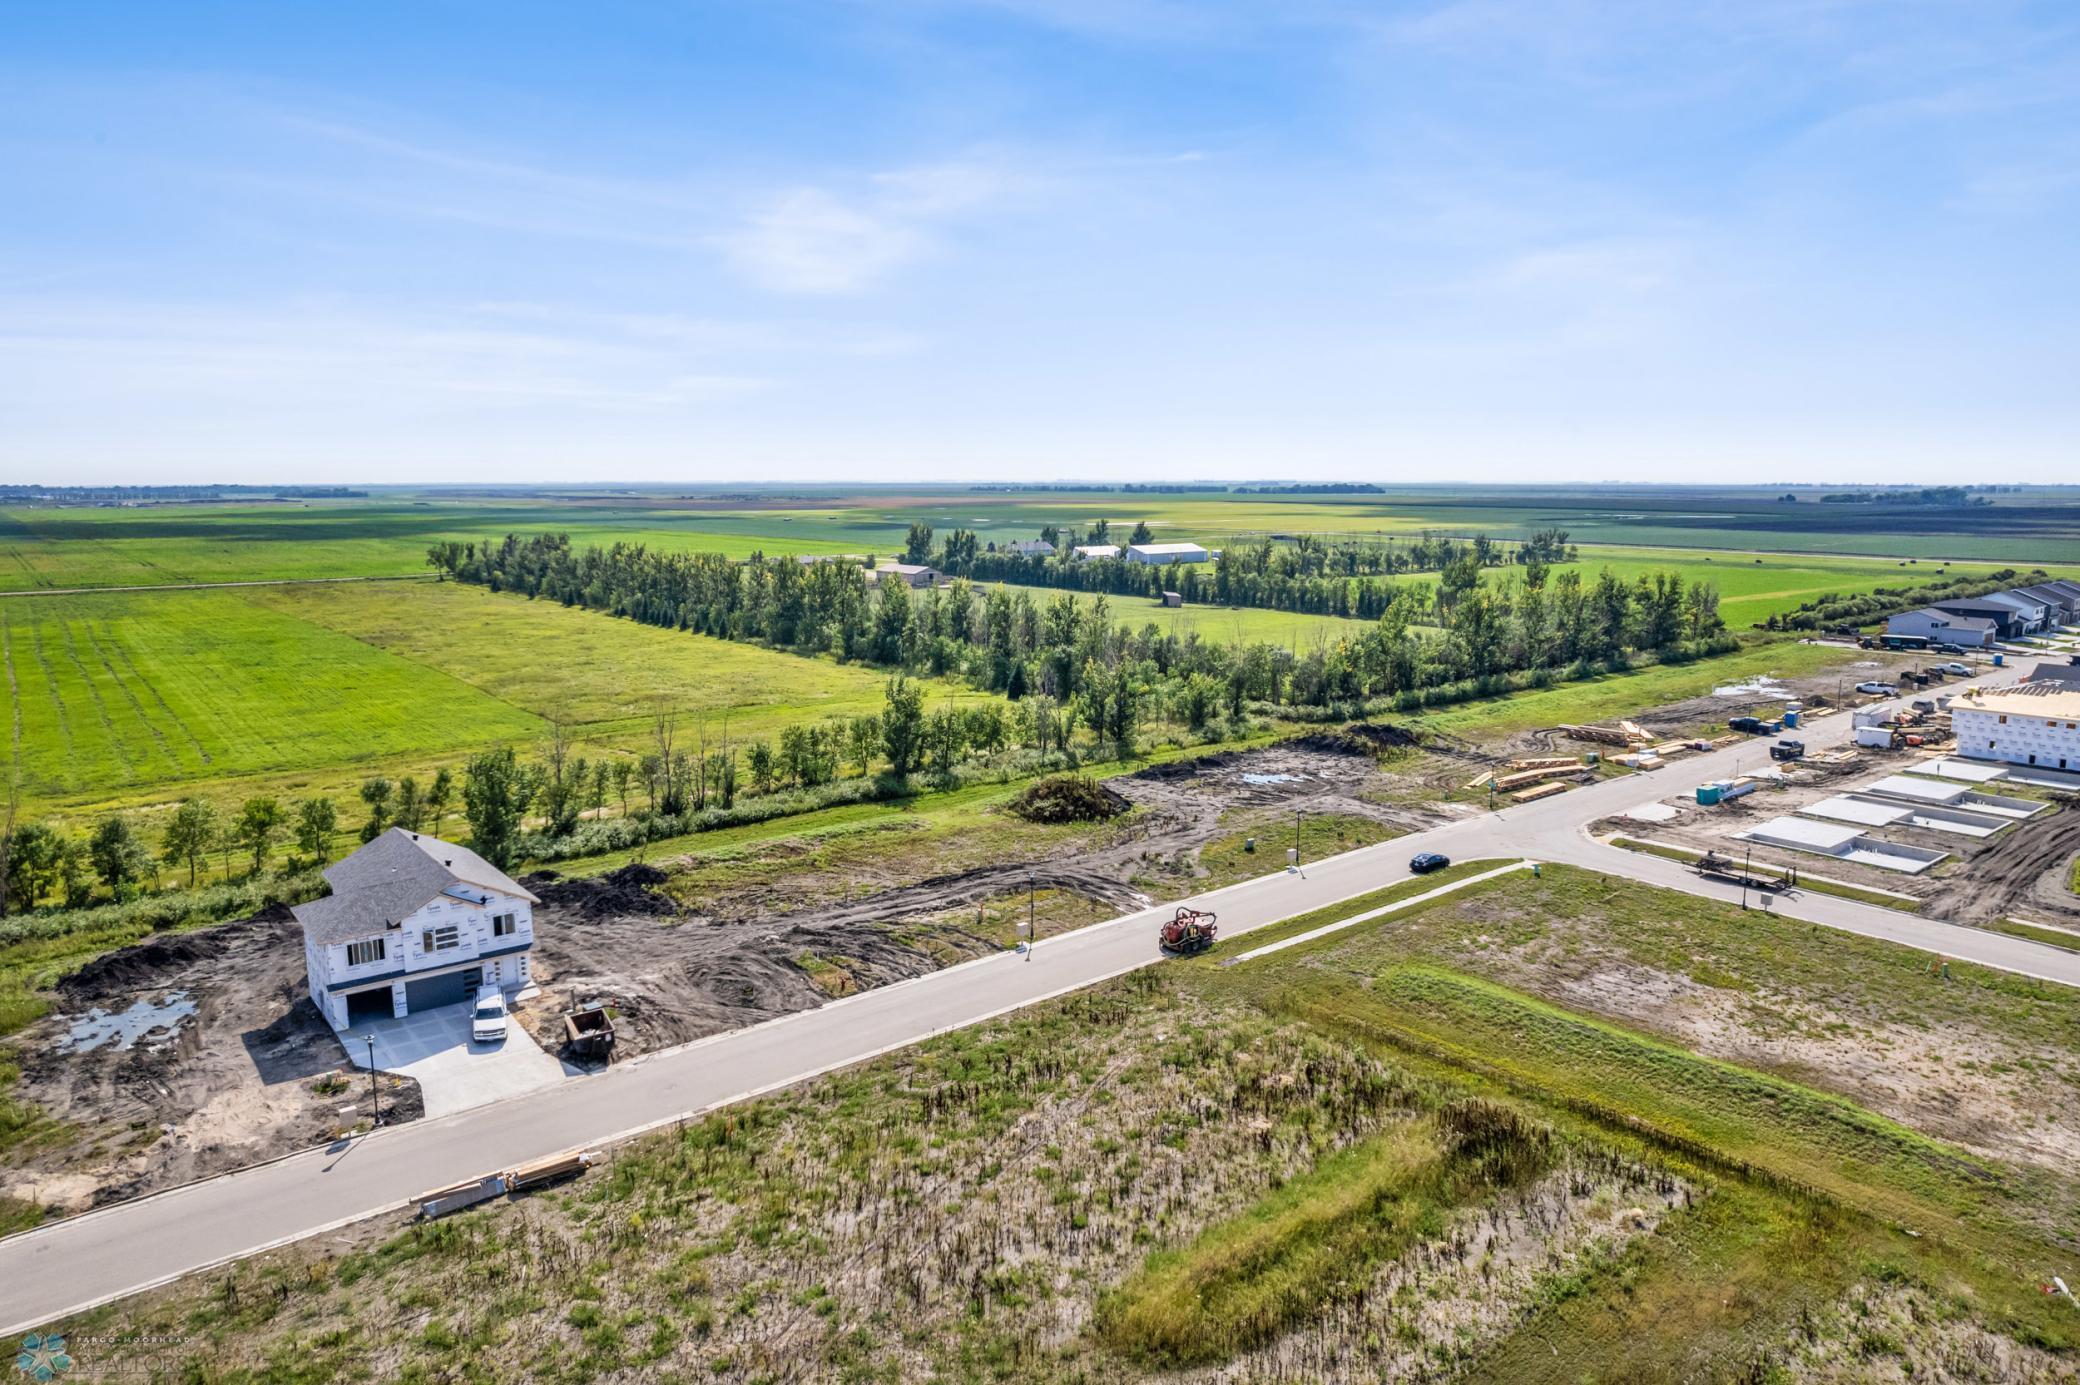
[1240,772,1304,785]
[56,991,197,1054]
[1712,675,1792,699]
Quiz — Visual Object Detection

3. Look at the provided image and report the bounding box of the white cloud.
[717,159,1026,294]
[716,187,927,294]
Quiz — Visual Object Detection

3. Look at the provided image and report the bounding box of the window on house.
[1999,715,2007,724]
[346,939,385,967]
[423,925,460,952]
[493,913,517,938]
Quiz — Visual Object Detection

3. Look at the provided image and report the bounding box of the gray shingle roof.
[292,828,538,946]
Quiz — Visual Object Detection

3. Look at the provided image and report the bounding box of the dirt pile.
[1006,774,1130,824]
[528,863,680,921]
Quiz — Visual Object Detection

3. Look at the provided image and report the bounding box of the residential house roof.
[1893,607,1993,632]
[1004,539,1054,555]
[2013,583,2076,611]
[1073,544,1120,559]
[292,828,538,947]
[1125,542,1209,558]
[2025,661,2080,689]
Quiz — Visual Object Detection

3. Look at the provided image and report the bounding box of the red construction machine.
[1159,906,1219,955]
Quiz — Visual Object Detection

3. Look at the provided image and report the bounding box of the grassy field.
[1,581,987,820]
[52,863,2080,1380]
[1408,637,1861,740]
[0,587,546,804]
[995,583,1391,649]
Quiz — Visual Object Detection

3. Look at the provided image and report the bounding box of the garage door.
[345,987,393,1023]
[404,968,480,1014]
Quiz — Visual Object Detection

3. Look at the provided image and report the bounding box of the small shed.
[1161,591,1183,608]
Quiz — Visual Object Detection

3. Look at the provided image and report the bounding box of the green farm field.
[995,583,1391,649]
[0,581,990,819]
[8,488,2079,595]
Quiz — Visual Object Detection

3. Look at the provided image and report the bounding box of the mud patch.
[6,914,421,1212]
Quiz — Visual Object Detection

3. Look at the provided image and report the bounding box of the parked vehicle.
[1935,644,1965,656]
[1410,852,1451,874]
[1769,738,1805,762]
[1855,681,1898,696]
[471,985,509,1044]
[1938,661,1971,675]
[1158,906,1219,955]
[1728,716,1764,734]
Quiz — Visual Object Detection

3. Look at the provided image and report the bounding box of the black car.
[1409,852,1450,874]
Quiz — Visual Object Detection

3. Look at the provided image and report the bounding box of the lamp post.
[1741,845,1752,912]
[1294,808,1303,868]
[1027,872,1036,956]
[363,1033,381,1126]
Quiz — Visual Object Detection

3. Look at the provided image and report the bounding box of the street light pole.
[1741,846,1751,912]
[1027,872,1036,955]
[1294,808,1302,868]
[363,1034,380,1126]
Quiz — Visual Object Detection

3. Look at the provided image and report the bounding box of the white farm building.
[1124,542,1210,566]
[1951,683,2080,771]
[295,829,539,1030]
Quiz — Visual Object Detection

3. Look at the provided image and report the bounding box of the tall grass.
[1097,1100,1554,1367]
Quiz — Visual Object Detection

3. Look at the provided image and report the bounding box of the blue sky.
[3,1,2076,484]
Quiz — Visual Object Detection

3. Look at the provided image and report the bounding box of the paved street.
[5,659,2071,1333]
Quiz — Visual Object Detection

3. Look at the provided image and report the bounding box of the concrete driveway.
[343,1003,572,1118]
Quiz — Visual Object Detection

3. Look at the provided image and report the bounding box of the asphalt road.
[4,661,2067,1332]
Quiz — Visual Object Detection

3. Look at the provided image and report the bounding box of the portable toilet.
[1993,653,2005,667]
[1782,703,1801,729]
[1696,782,1724,806]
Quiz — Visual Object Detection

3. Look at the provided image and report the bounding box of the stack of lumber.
[1510,781,1570,803]
[1559,723,1634,746]
[1495,763,1586,791]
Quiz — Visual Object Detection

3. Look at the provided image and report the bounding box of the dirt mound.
[1337,722,1422,750]
[1007,775,1131,824]
[57,912,293,1003]
[534,863,681,921]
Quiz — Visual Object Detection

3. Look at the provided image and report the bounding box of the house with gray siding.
[1886,606,1995,648]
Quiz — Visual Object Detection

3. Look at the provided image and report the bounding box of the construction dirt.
[515,736,1452,1058]
[6,911,423,1214]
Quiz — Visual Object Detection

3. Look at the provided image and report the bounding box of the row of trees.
[4,793,342,912]
[907,525,1562,619]
[432,533,1726,725]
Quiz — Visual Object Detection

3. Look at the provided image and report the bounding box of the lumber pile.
[1559,723,1634,746]
[1495,763,1586,791]
[1510,781,1569,803]
[1463,770,1496,791]
[1507,756,1579,771]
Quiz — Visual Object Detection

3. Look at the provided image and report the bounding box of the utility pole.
[363,1034,381,1126]
[1027,871,1036,956]
[1741,845,1752,911]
